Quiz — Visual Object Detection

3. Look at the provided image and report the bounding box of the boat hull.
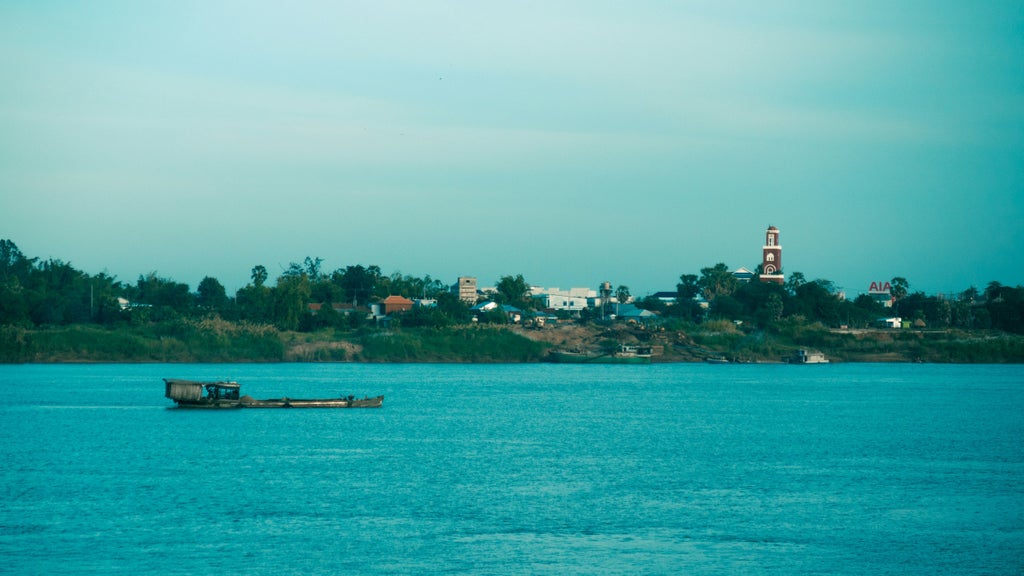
[549,352,651,364]
[171,400,242,409]
[172,396,384,409]
[239,396,384,409]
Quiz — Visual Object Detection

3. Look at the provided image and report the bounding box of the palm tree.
[890,277,909,312]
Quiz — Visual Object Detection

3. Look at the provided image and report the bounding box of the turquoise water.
[1,363,1022,575]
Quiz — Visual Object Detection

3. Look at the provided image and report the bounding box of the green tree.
[728,279,787,327]
[379,271,443,299]
[890,277,909,312]
[304,257,323,279]
[710,295,742,319]
[637,294,667,314]
[615,285,631,306]
[699,263,738,302]
[196,276,228,310]
[677,274,699,300]
[479,307,509,324]
[985,281,1003,302]
[339,265,381,306]
[26,259,91,325]
[785,271,807,295]
[87,272,125,325]
[0,240,32,326]
[763,292,784,325]
[667,273,704,321]
[792,279,841,326]
[0,240,35,284]
[495,274,531,308]
[434,291,472,324]
[132,273,191,314]
[274,273,312,331]
[986,284,1023,333]
[0,278,30,326]
[251,265,269,287]
[236,270,275,324]
[853,293,886,315]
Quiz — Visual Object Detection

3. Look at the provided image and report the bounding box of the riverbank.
[2,320,1022,363]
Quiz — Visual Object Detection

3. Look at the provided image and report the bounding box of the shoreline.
[2,323,1022,364]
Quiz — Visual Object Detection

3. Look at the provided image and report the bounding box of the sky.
[2,1,1022,299]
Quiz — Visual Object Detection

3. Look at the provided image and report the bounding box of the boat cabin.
[164,379,240,403]
[789,349,829,364]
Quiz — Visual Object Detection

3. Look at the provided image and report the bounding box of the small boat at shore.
[788,349,829,364]
[548,345,652,364]
[164,379,383,409]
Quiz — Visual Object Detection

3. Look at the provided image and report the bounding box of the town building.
[380,295,414,315]
[530,286,597,311]
[760,225,784,284]
[452,276,478,304]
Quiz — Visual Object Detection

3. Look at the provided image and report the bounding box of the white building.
[530,286,597,311]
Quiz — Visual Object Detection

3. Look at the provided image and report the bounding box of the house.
[471,301,524,323]
[651,291,678,305]
[307,302,342,315]
[380,295,414,315]
[471,301,499,313]
[500,304,524,324]
[117,297,152,310]
[307,302,370,318]
[733,267,755,283]
[529,310,559,327]
[614,303,657,322]
[877,317,902,329]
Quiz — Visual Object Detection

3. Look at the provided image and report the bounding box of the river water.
[1,363,1021,575]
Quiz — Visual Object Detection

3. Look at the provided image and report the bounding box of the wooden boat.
[548,345,652,364]
[163,379,383,409]
[788,349,829,364]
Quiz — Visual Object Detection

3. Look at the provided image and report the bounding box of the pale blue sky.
[2,1,1021,298]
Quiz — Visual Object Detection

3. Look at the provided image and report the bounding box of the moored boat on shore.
[788,349,829,364]
[549,345,652,364]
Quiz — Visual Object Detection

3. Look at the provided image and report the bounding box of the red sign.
[869,281,892,293]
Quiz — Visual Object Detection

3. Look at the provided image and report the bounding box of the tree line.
[1,239,1022,334]
[633,263,1023,333]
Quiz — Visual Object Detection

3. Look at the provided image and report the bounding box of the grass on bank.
[0,321,552,363]
[0,319,285,362]
[1,317,1022,363]
[357,325,551,362]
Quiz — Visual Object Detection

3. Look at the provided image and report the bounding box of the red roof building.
[380,295,414,315]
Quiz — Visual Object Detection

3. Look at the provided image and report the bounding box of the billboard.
[869,281,892,294]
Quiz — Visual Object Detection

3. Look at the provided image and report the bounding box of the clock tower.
[760,225,784,284]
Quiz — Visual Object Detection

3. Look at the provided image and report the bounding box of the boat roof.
[163,378,240,389]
